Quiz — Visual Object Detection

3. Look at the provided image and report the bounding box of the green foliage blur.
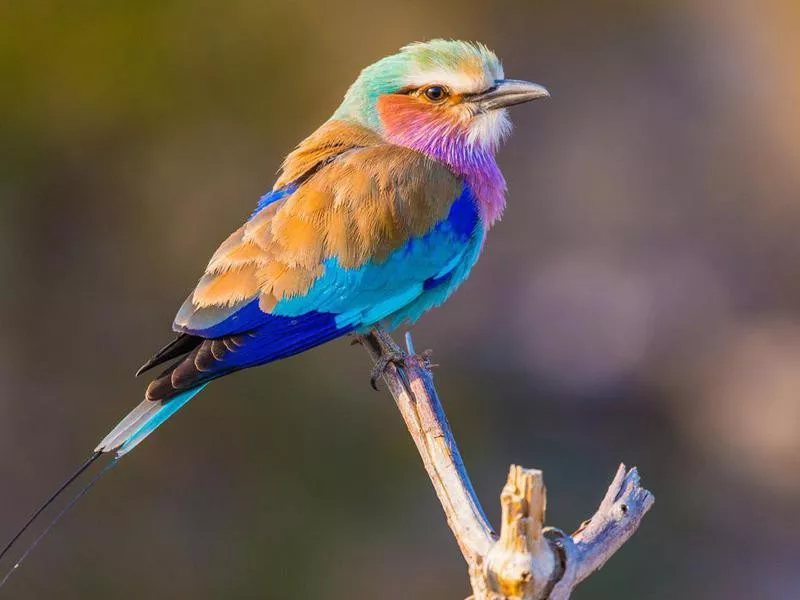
[1,0,799,598]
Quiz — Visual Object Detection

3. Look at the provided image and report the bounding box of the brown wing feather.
[172,120,462,336]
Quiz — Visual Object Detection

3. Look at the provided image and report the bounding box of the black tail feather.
[136,333,203,377]
[0,456,119,591]
[143,334,247,403]
[0,452,102,565]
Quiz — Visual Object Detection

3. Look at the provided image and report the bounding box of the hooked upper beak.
[470,79,550,111]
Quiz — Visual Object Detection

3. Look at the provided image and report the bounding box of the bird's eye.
[422,85,449,103]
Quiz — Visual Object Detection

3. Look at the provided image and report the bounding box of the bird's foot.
[369,349,407,391]
[354,329,431,390]
[418,348,438,370]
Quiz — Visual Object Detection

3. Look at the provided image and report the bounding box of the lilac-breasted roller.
[0,39,547,579]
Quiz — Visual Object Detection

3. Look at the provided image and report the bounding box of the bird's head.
[332,40,549,160]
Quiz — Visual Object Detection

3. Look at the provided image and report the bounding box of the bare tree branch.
[358,328,654,600]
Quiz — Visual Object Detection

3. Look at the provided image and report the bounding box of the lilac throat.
[386,123,507,226]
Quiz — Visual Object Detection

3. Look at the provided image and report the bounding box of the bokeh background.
[1,1,799,598]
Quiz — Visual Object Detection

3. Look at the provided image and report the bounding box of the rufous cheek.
[376,95,457,139]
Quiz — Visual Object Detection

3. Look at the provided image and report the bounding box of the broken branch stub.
[485,466,557,599]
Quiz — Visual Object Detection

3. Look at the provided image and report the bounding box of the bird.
[0,39,548,583]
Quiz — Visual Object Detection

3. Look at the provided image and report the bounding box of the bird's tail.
[94,384,208,456]
[0,383,208,590]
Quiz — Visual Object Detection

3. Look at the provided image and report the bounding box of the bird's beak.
[470,79,550,111]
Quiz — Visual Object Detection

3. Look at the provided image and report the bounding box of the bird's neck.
[390,131,507,227]
[450,149,506,228]
[375,100,507,226]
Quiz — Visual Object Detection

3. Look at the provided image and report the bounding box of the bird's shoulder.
[275,118,460,190]
[265,119,466,270]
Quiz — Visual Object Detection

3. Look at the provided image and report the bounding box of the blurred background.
[1,0,799,598]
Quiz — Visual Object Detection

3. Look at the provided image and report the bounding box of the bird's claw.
[370,350,407,391]
[419,348,438,369]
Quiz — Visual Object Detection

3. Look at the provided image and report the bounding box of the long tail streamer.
[0,384,207,592]
[0,452,103,564]
[0,457,120,591]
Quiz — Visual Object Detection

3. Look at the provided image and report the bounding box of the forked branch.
[358,328,654,600]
